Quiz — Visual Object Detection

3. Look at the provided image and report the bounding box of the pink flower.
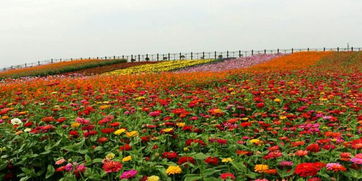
[75,164,87,173]
[55,158,66,165]
[0,119,4,124]
[351,154,362,165]
[75,117,90,125]
[65,163,73,171]
[120,169,138,179]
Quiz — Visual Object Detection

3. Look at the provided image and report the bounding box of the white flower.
[11,118,22,125]
[24,128,31,132]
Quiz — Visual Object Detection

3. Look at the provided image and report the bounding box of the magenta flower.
[351,154,362,165]
[65,163,73,172]
[120,169,138,179]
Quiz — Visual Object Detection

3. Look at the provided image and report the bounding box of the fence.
[1,47,361,72]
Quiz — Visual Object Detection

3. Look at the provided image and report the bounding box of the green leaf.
[45,165,55,179]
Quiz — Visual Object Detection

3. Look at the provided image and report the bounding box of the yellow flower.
[254,164,269,173]
[126,131,139,137]
[166,165,182,175]
[241,117,249,121]
[122,156,132,162]
[176,122,185,127]
[114,128,126,135]
[319,97,328,101]
[105,153,115,160]
[250,139,262,144]
[222,158,233,163]
[279,116,287,120]
[162,128,173,133]
[183,147,189,151]
[274,98,281,102]
[71,122,80,128]
[2,116,9,120]
[147,176,160,181]
[99,105,111,110]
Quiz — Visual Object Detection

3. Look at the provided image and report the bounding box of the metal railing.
[1,47,361,72]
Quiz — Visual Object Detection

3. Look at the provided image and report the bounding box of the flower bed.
[0,59,127,79]
[0,52,361,180]
[108,59,216,75]
[175,54,281,73]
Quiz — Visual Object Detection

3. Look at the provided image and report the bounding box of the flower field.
[0,51,361,181]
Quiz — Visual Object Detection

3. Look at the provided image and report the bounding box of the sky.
[0,0,361,68]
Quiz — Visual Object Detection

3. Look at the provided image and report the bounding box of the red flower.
[97,137,108,143]
[102,161,123,173]
[69,130,79,137]
[162,152,178,159]
[101,128,115,134]
[178,156,195,165]
[306,144,320,153]
[204,157,219,165]
[119,144,132,151]
[185,139,206,146]
[256,102,265,108]
[295,162,325,177]
[220,173,235,180]
[41,116,55,123]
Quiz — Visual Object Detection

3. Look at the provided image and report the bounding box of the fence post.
[291,48,294,54]
[191,52,193,60]
[238,50,241,57]
[251,50,254,56]
[337,47,339,52]
[156,54,159,61]
[226,51,229,58]
[264,49,266,54]
[168,53,170,60]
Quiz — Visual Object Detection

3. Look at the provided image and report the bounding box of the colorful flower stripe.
[245,51,332,72]
[0,58,127,78]
[67,61,161,75]
[108,59,216,75]
[175,54,282,73]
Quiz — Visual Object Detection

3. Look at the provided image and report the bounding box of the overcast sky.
[0,0,361,68]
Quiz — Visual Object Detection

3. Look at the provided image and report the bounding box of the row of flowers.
[107,59,218,75]
[175,54,281,73]
[0,58,127,79]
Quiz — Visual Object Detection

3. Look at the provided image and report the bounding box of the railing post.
[337,47,339,52]
[157,54,159,61]
[105,56,107,60]
[168,53,170,60]
[277,49,280,54]
[264,49,266,54]
[146,54,149,61]
[51,59,53,63]
[25,63,27,67]
[307,48,309,52]
[113,56,116,59]
[251,50,254,56]
[179,53,182,60]
[226,51,229,58]
[238,50,241,57]
[291,48,294,54]
[131,55,133,61]
[323,47,326,52]
[191,52,193,60]
[351,47,354,52]
[38,61,40,65]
